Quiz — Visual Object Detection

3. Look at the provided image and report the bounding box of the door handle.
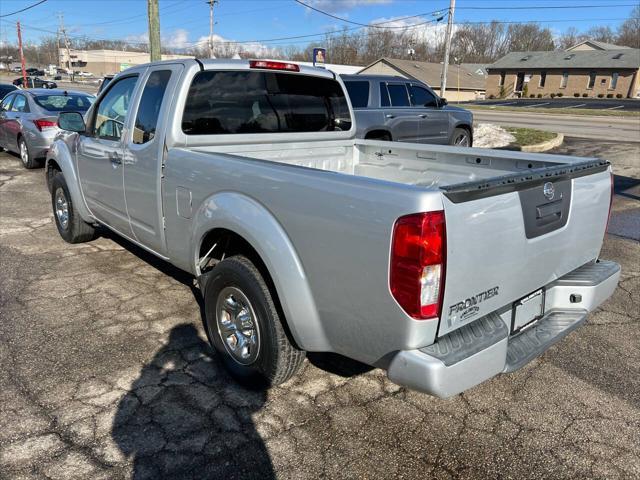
[418,114,428,118]
[109,152,122,165]
[385,114,395,119]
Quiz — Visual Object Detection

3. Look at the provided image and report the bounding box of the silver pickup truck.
[47,59,620,397]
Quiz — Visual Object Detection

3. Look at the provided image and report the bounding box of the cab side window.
[410,85,438,108]
[10,95,29,113]
[92,75,138,141]
[133,70,171,144]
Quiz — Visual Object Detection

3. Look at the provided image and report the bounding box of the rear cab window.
[344,81,370,108]
[182,70,352,135]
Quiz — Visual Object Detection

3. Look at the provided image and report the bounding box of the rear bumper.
[387,260,621,398]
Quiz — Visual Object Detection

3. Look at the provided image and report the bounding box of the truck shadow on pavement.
[111,323,276,480]
[97,233,276,479]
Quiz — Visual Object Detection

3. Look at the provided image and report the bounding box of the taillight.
[33,119,57,131]
[390,211,446,320]
[249,60,300,72]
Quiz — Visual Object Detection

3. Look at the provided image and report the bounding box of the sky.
[0,0,637,53]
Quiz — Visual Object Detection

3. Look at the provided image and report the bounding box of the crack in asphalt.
[1,148,639,479]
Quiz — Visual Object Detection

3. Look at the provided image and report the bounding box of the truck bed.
[191,139,596,190]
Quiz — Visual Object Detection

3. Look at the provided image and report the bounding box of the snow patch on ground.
[474,123,516,149]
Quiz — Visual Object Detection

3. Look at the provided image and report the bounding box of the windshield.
[34,94,95,112]
[182,70,352,135]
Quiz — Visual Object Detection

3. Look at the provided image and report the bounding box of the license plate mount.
[511,288,545,334]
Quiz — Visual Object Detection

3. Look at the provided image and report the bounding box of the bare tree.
[506,24,555,52]
[617,6,640,48]
[556,27,588,50]
[584,25,617,43]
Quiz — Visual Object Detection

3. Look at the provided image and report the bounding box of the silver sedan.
[0,88,95,169]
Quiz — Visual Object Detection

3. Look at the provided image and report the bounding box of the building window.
[610,72,619,89]
[588,71,596,89]
[499,71,506,86]
[560,72,569,88]
[539,71,546,88]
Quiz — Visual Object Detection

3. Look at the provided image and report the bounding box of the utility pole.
[207,0,218,59]
[17,22,27,88]
[439,0,456,98]
[147,0,161,61]
[58,13,73,81]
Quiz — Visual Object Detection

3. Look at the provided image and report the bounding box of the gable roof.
[358,57,486,90]
[566,40,632,51]
[488,49,640,70]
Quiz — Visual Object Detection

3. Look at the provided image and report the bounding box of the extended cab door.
[408,84,449,144]
[123,64,183,254]
[380,81,420,142]
[77,74,139,235]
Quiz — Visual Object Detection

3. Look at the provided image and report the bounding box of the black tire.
[51,172,96,243]
[450,127,472,147]
[202,255,305,387]
[18,136,39,169]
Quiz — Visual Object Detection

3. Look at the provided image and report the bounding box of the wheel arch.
[192,192,328,352]
[45,140,93,222]
[364,129,393,141]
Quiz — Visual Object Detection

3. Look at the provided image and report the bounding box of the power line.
[292,0,446,29]
[0,0,48,18]
[458,3,637,10]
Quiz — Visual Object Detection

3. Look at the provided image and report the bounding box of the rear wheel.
[51,172,96,243]
[19,136,39,169]
[450,127,472,147]
[202,255,305,387]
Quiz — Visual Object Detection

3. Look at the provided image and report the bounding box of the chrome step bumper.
[387,260,621,398]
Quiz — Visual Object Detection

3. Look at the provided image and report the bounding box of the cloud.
[308,0,393,12]
[369,15,453,45]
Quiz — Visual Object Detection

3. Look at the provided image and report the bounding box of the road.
[473,110,640,142]
[467,98,640,111]
[0,140,638,479]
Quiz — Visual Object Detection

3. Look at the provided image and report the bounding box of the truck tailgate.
[438,160,611,337]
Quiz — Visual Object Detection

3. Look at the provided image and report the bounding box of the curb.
[520,133,564,152]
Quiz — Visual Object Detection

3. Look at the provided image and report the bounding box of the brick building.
[486,43,640,99]
[358,58,486,101]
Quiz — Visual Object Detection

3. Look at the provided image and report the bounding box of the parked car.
[97,74,114,95]
[342,74,473,146]
[26,67,45,76]
[13,76,57,89]
[0,83,18,99]
[48,59,619,397]
[0,89,95,168]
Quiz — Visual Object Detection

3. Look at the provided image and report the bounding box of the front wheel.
[450,127,472,147]
[51,172,96,243]
[202,255,305,387]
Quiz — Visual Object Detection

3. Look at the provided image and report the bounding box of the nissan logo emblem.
[543,182,555,200]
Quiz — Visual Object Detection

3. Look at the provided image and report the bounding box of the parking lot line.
[606,105,625,110]
[565,104,587,108]
[528,103,550,107]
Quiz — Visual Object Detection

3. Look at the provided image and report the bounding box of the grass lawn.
[504,127,557,146]
[466,104,640,117]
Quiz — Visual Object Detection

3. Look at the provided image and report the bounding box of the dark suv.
[342,74,473,146]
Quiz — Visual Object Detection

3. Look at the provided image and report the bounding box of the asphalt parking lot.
[467,98,640,111]
[0,139,638,479]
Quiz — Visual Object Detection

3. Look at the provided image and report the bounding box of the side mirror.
[58,111,86,133]
[440,98,448,107]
